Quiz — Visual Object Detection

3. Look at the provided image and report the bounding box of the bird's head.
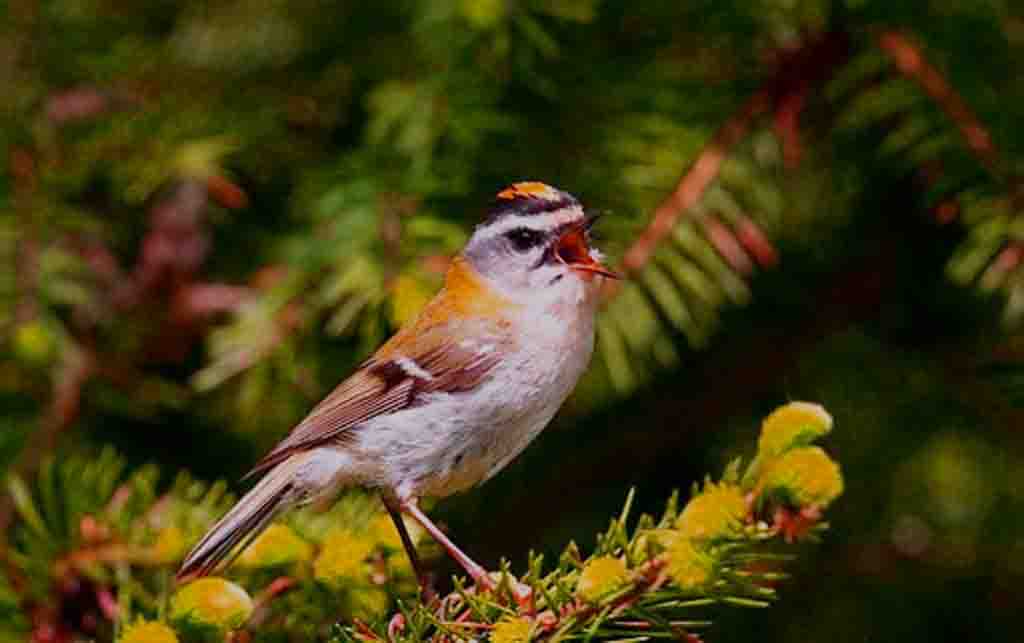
[462,182,618,303]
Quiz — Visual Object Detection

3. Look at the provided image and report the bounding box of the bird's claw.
[472,572,534,611]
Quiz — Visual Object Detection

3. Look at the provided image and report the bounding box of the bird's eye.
[504,227,545,252]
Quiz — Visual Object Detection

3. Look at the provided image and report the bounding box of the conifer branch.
[618,91,772,278]
[0,404,843,642]
[877,30,1001,176]
[616,31,852,282]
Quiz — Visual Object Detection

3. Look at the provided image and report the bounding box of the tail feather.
[176,458,301,583]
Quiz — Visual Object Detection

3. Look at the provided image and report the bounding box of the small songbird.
[177,182,618,591]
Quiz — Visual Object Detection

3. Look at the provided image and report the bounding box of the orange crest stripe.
[486,182,579,224]
[497,182,557,201]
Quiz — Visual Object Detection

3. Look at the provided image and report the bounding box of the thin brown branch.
[877,30,1001,175]
[10,146,39,328]
[170,283,255,321]
[45,87,113,125]
[614,30,851,283]
[618,91,771,278]
[53,542,154,577]
[39,349,94,453]
[248,576,297,628]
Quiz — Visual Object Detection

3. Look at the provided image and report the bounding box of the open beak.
[555,225,621,280]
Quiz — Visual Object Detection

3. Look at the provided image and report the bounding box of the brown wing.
[244,318,507,478]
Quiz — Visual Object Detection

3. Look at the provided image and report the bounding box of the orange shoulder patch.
[378,258,515,357]
[437,257,516,318]
[497,181,556,200]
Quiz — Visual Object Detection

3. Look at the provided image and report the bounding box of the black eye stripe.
[504,227,547,251]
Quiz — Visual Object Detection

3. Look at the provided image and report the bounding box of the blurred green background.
[3,0,1024,641]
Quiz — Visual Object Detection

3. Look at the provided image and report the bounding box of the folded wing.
[245,319,508,478]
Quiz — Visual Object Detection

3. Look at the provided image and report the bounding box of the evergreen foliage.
[3,403,841,642]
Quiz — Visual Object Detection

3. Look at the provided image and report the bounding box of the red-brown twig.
[877,30,1000,175]
[619,90,772,278]
[248,576,298,628]
[53,542,154,578]
[170,283,255,322]
[615,31,851,282]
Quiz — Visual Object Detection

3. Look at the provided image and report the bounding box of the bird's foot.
[467,569,497,593]
[387,613,406,639]
[509,582,534,611]
[416,572,439,605]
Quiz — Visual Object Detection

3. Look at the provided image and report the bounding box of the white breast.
[353,277,599,501]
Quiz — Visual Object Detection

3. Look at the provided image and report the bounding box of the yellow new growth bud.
[491,616,533,643]
[171,577,253,631]
[237,523,312,568]
[460,0,507,29]
[675,482,746,541]
[664,538,714,591]
[119,619,179,643]
[313,528,375,588]
[759,401,833,457]
[576,555,630,602]
[763,446,844,508]
[13,321,58,367]
[150,525,187,564]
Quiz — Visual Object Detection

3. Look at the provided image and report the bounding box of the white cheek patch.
[393,355,434,382]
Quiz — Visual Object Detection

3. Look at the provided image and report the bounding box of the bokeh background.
[3,0,1024,641]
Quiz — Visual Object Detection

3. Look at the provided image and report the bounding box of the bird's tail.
[176,456,303,583]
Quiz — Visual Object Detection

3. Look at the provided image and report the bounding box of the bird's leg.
[399,498,496,592]
[382,498,433,598]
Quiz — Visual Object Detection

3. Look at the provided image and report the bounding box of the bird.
[176,182,618,592]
